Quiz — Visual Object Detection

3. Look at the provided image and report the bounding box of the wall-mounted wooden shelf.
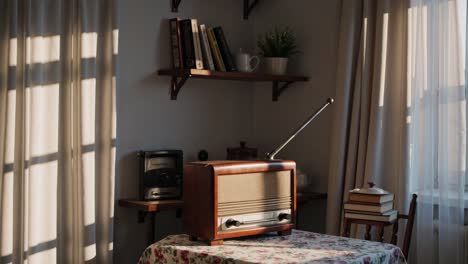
[158,68,309,101]
[170,0,260,19]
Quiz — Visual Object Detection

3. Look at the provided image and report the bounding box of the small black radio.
[137,150,183,200]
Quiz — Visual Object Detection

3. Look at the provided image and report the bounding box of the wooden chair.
[342,194,417,259]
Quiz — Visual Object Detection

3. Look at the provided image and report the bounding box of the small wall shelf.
[158,68,309,101]
[170,0,260,19]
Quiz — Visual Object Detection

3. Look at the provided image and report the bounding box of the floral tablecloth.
[138,229,403,264]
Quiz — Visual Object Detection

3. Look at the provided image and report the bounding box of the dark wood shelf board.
[118,199,183,212]
[119,192,322,211]
[158,69,308,82]
[158,69,309,100]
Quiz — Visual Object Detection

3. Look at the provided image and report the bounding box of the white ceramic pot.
[264,57,288,75]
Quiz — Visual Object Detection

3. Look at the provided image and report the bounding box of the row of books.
[169,18,236,72]
[344,189,397,222]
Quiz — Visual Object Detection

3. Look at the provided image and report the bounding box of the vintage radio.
[183,160,296,245]
[137,150,183,200]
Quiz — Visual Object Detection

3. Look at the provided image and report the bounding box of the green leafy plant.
[257,27,299,58]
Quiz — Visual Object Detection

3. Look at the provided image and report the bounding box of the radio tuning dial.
[278,213,291,221]
[225,219,241,228]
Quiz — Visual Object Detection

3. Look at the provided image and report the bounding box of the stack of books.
[344,186,397,222]
[169,18,237,72]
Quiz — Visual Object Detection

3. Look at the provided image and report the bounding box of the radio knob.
[278,213,291,221]
[225,219,241,228]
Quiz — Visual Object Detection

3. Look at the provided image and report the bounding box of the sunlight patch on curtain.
[81,78,96,145]
[82,150,95,227]
[28,247,56,263]
[0,171,14,258]
[81,33,97,59]
[9,38,17,67]
[4,90,16,164]
[84,243,96,262]
[27,84,59,157]
[26,36,60,65]
[378,13,389,107]
[113,29,119,55]
[27,161,58,245]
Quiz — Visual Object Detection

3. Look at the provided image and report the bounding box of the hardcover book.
[213,27,237,71]
[199,24,215,70]
[343,201,393,213]
[180,19,196,69]
[190,19,204,69]
[348,193,394,204]
[169,18,183,69]
[344,210,384,216]
[344,209,398,222]
[207,27,226,71]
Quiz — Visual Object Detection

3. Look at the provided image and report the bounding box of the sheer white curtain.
[407,0,466,263]
[0,0,117,263]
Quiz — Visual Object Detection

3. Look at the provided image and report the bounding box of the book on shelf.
[207,27,226,71]
[213,27,237,71]
[190,19,204,69]
[179,19,196,69]
[199,24,215,70]
[343,201,393,213]
[348,192,394,204]
[345,209,398,222]
[169,18,183,69]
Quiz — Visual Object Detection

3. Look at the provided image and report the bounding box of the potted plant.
[257,27,299,75]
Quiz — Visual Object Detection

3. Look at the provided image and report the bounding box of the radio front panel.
[183,160,296,245]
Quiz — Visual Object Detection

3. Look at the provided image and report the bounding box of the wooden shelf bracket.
[170,74,189,100]
[243,0,259,19]
[272,81,294,101]
[172,0,182,12]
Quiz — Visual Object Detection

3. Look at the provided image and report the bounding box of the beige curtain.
[326,0,409,236]
[0,0,117,263]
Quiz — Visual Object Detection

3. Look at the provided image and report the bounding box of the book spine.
[345,201,393,213]
[344,204,381,212]
[207,27,226,71]
[191,19,204,70]
[199,24,215,70]
[348,193,381,203]
[344,210,384,216]
[213,27,237,71]
[345,200,393,206]
[180,20,195,69]
[169,18,183,69]
[344,213,395,222]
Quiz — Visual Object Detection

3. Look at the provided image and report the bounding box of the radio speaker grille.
[218,171,291,216]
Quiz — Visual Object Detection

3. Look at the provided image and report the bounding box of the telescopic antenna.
[266,98,334,160]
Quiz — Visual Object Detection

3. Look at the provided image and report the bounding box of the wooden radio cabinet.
[183,160,296,245]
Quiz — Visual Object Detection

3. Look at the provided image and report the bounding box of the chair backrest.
[396,193,417,258]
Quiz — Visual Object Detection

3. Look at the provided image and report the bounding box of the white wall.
[115,1,255,262]
[114,0,340,262]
